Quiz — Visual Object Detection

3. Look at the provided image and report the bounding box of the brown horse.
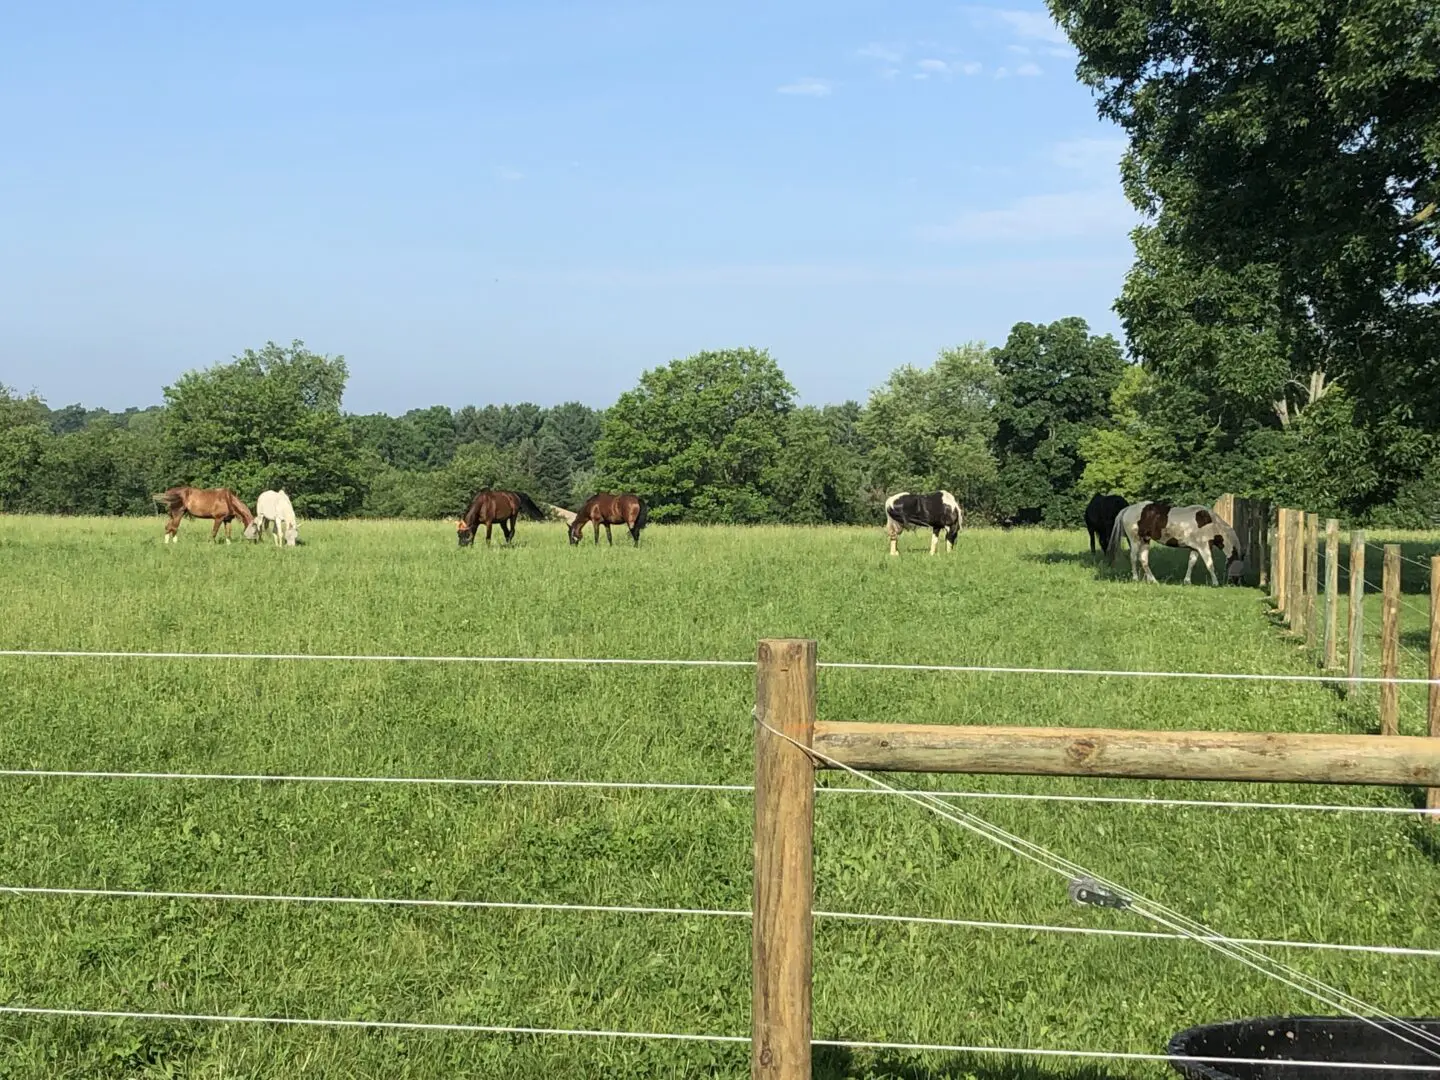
[456,489,547,547]
[568,492,647,546]
[153,486,257,544]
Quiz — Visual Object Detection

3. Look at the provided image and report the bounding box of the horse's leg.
[1199,545,1219,586]
[1183,548,1198,585]
[211,517,223,543]
[503,516,516,543]
[1140,542,1160,584]
[604,523,613,545]
[592,520,600,545]
[485,519,494,546]
[1131,537,1143,581]
[946,525,957,553]
[929,527,939,555]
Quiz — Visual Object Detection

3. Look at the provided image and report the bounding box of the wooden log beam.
[813,720,1440,787]
[752,638,816,1080]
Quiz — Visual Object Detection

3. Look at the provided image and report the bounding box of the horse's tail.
[634,497,648,532]
[1105,509,1126,566]
[513,491,547,521]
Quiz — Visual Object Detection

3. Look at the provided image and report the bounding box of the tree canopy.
[161,340,366,517]
[594,347,795,523]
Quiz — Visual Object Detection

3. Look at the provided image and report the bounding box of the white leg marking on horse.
[929,531,938,555]
[1184,550,1197,584]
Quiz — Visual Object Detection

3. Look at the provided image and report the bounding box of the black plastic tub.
[1168,1017,1440,1080]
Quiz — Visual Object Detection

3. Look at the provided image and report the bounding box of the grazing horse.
[255,489,300,547]
[1084,493,1128,556]
[153,486,257,544]
[884,490,963,556]
[1106,500,1244,585]
[568,492,648,546]
[456,489,547,546]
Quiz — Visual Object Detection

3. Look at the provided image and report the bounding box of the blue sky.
[1,1,1141,414]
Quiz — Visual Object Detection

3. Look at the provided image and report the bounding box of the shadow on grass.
[816,1046,1129,1080]
[1022,546,1255,589]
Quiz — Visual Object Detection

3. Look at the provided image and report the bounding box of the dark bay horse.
[153,486,257,544]
[456,489,546,546]
[569,492,647,546]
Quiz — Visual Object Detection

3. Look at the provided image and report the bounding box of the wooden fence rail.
[750,637,1440,1080]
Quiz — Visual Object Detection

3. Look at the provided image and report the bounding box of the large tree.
[767,404,870,525]
[990,317,1125,524]
[859,343,1000,514]
[595,347,794,522]
[1049,0,1440,430]
[161,340,366,517]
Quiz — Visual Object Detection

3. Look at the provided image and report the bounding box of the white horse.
[1106,500,1243,585]
[254,489,300,547]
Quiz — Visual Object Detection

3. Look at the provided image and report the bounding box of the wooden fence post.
[1380,545,1400,737]
[1268,509,1280,603]
[1305,513,1319,650]
[1256,501,1271,590]
[1324,519,1340,668]
[1284,512,1296,622]
[1290,511,1306,638]
[753,638,817,1080]
[1429,556,1440,813]
[1347,531,1365,697]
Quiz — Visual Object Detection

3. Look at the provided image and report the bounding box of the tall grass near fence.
[0,517,1438,1079]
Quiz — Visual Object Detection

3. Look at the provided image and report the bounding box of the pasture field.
[0,514,1437,1080]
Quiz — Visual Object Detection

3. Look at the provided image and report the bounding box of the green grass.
[0,515,1437,1079]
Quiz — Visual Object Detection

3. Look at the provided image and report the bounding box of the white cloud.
[921,188,1139,242]
[857,42,904,63]
[493,166,524,181]
[986,8,1069,45]
[1016,61,1042,76]
[959,60,983,75]
[1051,136,1129,179]
[1007,44,1032,55]
[777,77,833,97]
[993,66,1009,79]
[917,57,950,73]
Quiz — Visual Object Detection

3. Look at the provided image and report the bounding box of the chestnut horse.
[456,489,547,546]
[153,486,257,544]
[568,492,647,546]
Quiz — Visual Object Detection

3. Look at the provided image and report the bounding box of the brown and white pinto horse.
[153,487,257,544]
[568,492,647,546]
[1106,500,1244,585]
[456,489,547,546]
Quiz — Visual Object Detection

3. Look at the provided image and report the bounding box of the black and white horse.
[1106,500,1244,585]
[884,490,964,556]
[1084,493,1127,556]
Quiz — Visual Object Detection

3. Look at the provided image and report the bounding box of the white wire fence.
[3,647,1439,1071]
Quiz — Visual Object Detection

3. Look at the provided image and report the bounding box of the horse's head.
[567,517,583,545]
[284,523,299,547]
[456,518,475,547]
[242,521,259,542]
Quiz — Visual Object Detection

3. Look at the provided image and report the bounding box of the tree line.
[2,312,1434,527]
